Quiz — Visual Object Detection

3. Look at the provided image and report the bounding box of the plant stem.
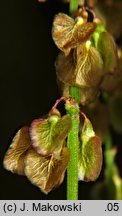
[105,131,112,151]
[105,131,113,177]
[66,86,80,200]
[69,0,79,15]
[105,131,114,198]
[66,0,82,201]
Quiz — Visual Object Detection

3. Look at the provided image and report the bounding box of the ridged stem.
[66,86,80,200]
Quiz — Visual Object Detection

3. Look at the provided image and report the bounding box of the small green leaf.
[30,111,72,158]
[78,113,102,181]
[97,31,117,73]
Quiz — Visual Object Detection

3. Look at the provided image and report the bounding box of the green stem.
[105,131,112,151]
[105,131,114,198]
[69,0,79,15]
[65,0,83,201]
[66,86,80,200]
[105,131,113,178]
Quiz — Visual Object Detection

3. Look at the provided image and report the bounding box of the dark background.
[0,0,121,200]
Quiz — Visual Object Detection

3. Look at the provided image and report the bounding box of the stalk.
[105,131,114,199]
[66,86,80,200]
[66,0,83,201]
[69,0,79,15]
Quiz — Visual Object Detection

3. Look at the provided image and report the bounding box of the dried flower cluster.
[3,108,71,193]
[3,98,102,193]
[52,10,117,105]
[3,1,120,197]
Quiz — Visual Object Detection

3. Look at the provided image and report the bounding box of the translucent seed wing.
[97,32,118,73]
[52,13,95,55]
[30,114,71,158]
[78,113,102,181]
[25,147,70,193]
[3,126,31,175]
